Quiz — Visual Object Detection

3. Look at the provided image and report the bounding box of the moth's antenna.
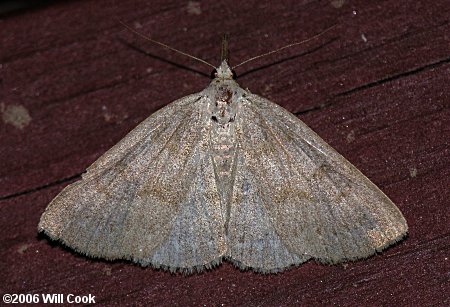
[118,19,216,69]
[221,33,230,62]
[233,24,337,69]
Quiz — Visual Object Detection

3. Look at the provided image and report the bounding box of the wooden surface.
[1,0,449,305]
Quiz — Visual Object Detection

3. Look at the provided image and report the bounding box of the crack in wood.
[335,56,450,97]
[294,55,450,116]
[0,173,81,201]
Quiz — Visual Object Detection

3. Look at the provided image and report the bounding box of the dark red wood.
[1,0,449,306]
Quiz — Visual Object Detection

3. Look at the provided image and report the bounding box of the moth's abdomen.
[210,127,236,177]
[209,122,238,232]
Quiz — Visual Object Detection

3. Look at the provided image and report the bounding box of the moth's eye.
[231,69,237,80]
[210,69,217,79]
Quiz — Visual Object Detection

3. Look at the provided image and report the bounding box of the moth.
[39,24,408,273]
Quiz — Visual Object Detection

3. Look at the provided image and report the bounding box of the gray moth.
[38,31,408,274]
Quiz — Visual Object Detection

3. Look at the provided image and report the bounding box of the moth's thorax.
[206,77,243,126]
[205,76,241,159]
[207,60,242,119]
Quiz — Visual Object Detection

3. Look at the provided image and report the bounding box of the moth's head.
[211,60,237,80]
